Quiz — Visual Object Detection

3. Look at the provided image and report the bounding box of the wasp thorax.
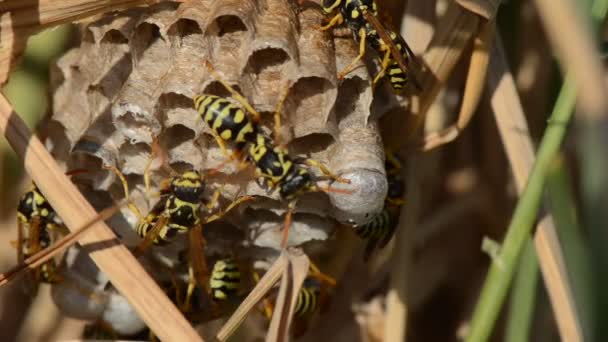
[280,169,314,200]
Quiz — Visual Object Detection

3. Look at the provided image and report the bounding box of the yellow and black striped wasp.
[319,0,421,92]
[194,62,351,248]
[351,149,406,260]
[166,255,246,321]
[13,169,90,291]
[105,145,252,311]
[15,182,65,289]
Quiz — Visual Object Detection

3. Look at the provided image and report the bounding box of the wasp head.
[280,168,315,200]
[171,170,204,203]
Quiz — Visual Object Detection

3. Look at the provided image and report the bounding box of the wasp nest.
[44,0,391,332]
[48,0,388,249]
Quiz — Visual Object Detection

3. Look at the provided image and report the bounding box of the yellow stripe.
[212,101,231,130]
[233,109,245,124]
[220,130,232,140]
[235,123,254,142]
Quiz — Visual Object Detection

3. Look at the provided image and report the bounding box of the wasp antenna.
[318,185,354,195]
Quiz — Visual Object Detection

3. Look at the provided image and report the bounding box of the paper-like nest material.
[47,0,388,252]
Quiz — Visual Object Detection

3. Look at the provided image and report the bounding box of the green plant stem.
[547,157,594,340]
[466,0,608,339]
[465,78,577,342]
[582,0,608,339]
[504,239,539,342]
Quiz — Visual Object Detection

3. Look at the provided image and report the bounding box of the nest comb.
[45,0,388,252]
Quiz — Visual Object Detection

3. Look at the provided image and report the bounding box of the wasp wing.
[362,10,422,91]
[188,224,209,293]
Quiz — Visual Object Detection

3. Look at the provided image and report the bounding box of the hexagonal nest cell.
[43,0,391,333]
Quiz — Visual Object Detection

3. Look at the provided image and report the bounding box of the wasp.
[193,93,258,159]
[196,63,351,247]
[15,182,64,287]
[319,0,421,92]
[14,170,88,289]
[105,148,252,311]
[352,150,406,260]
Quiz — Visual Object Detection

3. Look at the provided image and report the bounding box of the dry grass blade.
[265,250,310,342]
[0,93,202,341]
[216,253,288,341]
[421,20,495,151]
[0,0,156,85]
[533,0,608,120]
[455,0,502,19]
[486,37,583,342]
[0,198,125,286]
[384,2,480,149]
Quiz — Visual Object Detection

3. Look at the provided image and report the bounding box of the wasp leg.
[372,48,392,86]
[337,28,367,80]
[184,264,196,313]
[316,13,344,31]
[308,261,337,287]
[206,188,222,212]
[273,85,291,147]
[298,158,351,184]
[204,60,262,123]
[104,165,143,220]
[418,21,494,151]
[281,201,296,248]
[205,195,254,224]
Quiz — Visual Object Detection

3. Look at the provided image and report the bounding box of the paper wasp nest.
[46,1,387,255]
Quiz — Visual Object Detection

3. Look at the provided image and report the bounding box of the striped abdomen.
[353,209,392,241]
[294,278,321,317]
[385,32,411,90]
[386,61,408,90]
[209,259,241,301]
[193,95,257,144]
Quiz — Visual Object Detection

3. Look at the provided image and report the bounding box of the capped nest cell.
[43,0,390,332]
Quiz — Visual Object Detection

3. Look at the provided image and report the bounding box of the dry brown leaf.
[382,2,480,149]
[420,20,495,151]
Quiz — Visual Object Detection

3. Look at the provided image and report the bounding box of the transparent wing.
[188,224,209,293]
[362,10,422,90]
